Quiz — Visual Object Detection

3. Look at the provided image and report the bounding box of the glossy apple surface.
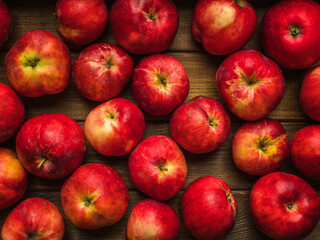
[132,54,189,116]
[126,199,180,240]
[0,83,25,143]
[300,65,320,121]
[61,163,128,229]
[110,0,178,54]
[85,98,145,156]
[56,0,108,46]
[0,0,12,47]
[261,0,320,69]
[232,118,289,175]
[1,198,65,240]
[170,95,230,153]
[5,30,71,97]
[16,113,86,179]
[192,0,256,55]
[181,176,237,240]
[290,125,320,180]
[0,148,27,210]
[250,172,320,240]
[129,135,187,201]
[73,43,133,101]
[216,50,285,121]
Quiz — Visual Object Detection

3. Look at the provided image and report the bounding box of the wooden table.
[0,0,319,239]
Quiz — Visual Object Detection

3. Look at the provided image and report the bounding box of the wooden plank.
[0,52,311,122]
[0,190,319,240]
[2,121,315,192]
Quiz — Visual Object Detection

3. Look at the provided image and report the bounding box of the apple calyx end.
[290,25,300,38]
[286,202,297,211]
[159,165,168,172]
[209,117,219,127]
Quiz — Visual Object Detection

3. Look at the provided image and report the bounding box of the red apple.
[300,65,320,121]
[85,98,145,156]
[0,83,25,143]
[0,148,27,210]
[261,0,320,70]
[290,125,320,180]
[250,172,320,240]
[1,198,65,240]
[110,0,179,54]
[191,0,256,55]
[5,30,71,97]
[72,43,133,101]
[56,0,108,46]
[232,118,289,175]
[126,199,180,240]
[61,163,128,229]
[132,54,190,116]
[129,135,187,201]
[181,176,237,240]
[0,0,12,47]
[216,50,285,121]
[170,95,230,153]
[16,113,86,179]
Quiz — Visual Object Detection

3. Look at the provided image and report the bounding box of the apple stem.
[148,9,157,21]
[37,158,47,168]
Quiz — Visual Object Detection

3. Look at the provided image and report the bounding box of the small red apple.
[0,0,12,47]
[126,198,180,240]
[5,30,71,97]
[1,198,65,240]
[170,95,231,153]
[56,0,108,46]
[0,83,25,143]
[73,43,134,101]
[110,0,179,54]
[250,172,320,240]
[216,50,285,121]
[261,0,320,70]
[0,148,27,210]
[181,176,237,240]
[16,113,86,179]
[191,0,256,55]
[232,118,289,175]
[132,54,189,116]
[85,98,145,156]
[290,125,320,180]
[61,163,129,229]
[129,135,187,201]
[300,65,320,121]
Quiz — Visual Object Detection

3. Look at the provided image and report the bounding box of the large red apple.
[0,0,12,47]
[191,0,256,55]
[290,125,320,180]
[73,43,133,101]
[0,83,25,143]
[85,98,145,156]
[250,172,320,240]
[5,30,71,97]
[261,0,320,70]
[110,0,179,54]
[181,176,237,240]
[0,148,27,210]
[16,113,86,179]
[56,0,108,46]
[61,163,128,229]
[1,198,65,240]
[126,199,180,240]
[170,95,230,153]
[132,54,189,116]
[216,50,285,121]
[232,118,289,175]
[300,65,320,121]
[129,135,187,201]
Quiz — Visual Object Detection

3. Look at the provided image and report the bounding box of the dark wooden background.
[0,0,319,239]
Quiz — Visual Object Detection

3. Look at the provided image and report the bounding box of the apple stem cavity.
[209,117,218,127]
[154,72,169,89]
[37,157,48,168]
[27,233,38,240]
[159,165,168,172]
[105,57,115,69]
[290,25,300,38]
[148,9,157,21]
[240,72,260,86]
[83,193,97,207]
[23,56,40,68]
[234,0,245,7]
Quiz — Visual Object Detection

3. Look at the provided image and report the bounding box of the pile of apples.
[0,0,320,239]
